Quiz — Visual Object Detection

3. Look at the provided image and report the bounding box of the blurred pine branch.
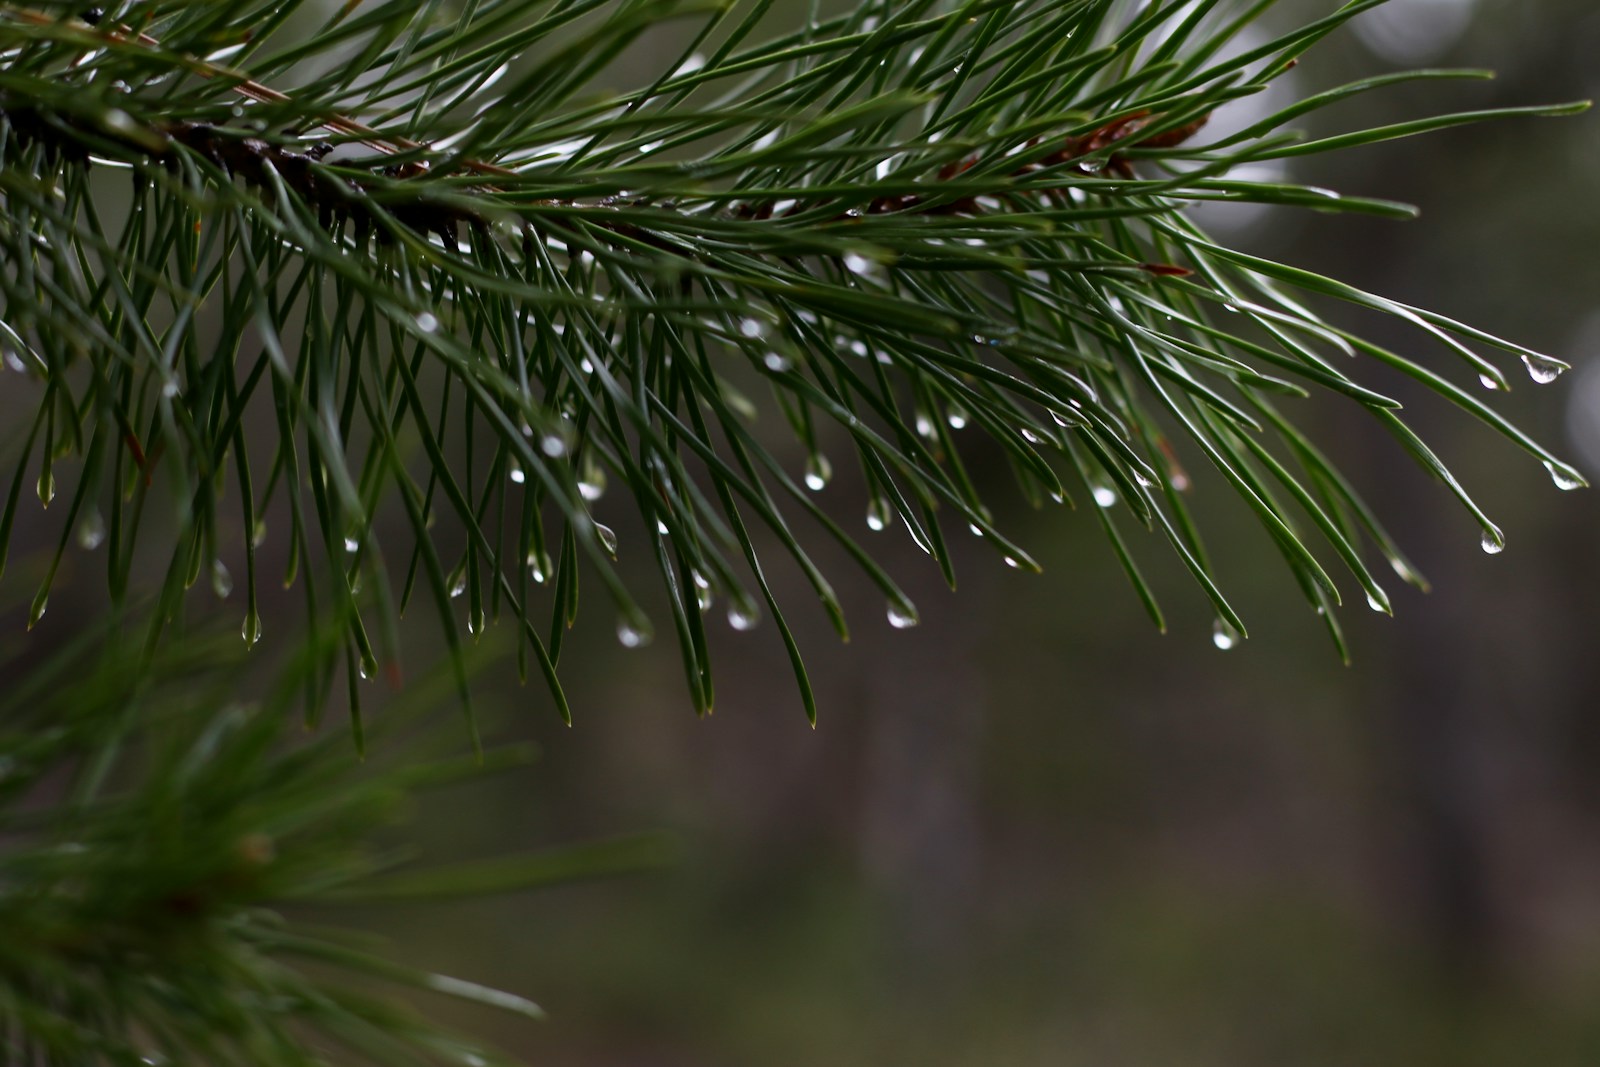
[0,623,670,1065]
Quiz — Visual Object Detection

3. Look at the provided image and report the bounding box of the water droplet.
[1365,588,1390,614]
[1478,373,1503,391]
[541,434,567,457]
[527,550,551,583]
[866,498,892,532]
[28,596,46,629]
[968,523,984,537]
[37,472,55,507]
[252,520,268,548]
[1092,485,1116,508]
[1003,556,1021,569]
[242,611,262,648]
[161,379,180,399]
[211,560,233,599]
[450,570,468,597]
[467,608,485,636]
[844,251,882,279]
[1523,354,1565,385]
[803,454,832,492]
[739,317,767,339]
[886,601,919,629]
[763,352,792,373]
[1481,531,1505,555]
[343,536,360,554]
[1545,460,1585,491]
[594,522,618,557]
[656,518,670,536]
[728,599,760,631]
[946,404,969,430]
[692,571,713,612]
[915,412,937,439]
[617,618,652,648]
[509,462,525,484]
[77,510,105,550]
[1389,558,1423,586]
[1212,618,1240,650]
[578,478,606,502]
[415,311,440,334]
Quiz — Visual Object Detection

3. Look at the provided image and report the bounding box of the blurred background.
[6,0,1600,1063]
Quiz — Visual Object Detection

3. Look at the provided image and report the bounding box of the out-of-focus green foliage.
[0,625,668,1065]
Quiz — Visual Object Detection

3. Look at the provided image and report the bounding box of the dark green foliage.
[0,626,668,1065]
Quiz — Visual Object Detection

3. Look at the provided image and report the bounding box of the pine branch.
[0,0,1588,731]
[0,623,669,1066]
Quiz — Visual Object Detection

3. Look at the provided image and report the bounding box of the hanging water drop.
[37,472,55,507]
[579,477,606,502]
[1544,460,1585,491]
[1523,354,1566,385]
[450,570,468,597]
[508,462,525,484]
[1365,588,1390,614]
[1092,485,1116,508]
[1480,531,1505,555]
[527,550,551,584]
[763,352,792,373]
[343,535,360,554]
[727,599,760,631]
[211,560,233,600]
[251,520,268,548]
[947,403,969,430]
[540,434,567,457]
[241,611,262,649]
[617,617,652,648]
[692,571,713,613]
[866,498,892,532]
[467,608,485,636]
[1478,373,1502,391]
[803,453,832,492]
[415,311,440,334]
[594,522,619,557]
[656,518,670,536]
[739,317,767,339]
[77,510,105,550]
[1211,618,1240,650]
[886,601,919,629]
